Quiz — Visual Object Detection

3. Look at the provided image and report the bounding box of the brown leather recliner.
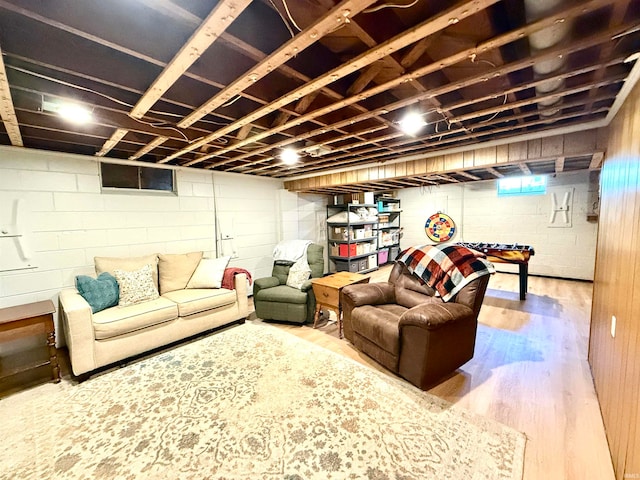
[341,262,490,390]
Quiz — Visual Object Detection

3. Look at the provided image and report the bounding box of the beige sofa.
[59,253,248,376]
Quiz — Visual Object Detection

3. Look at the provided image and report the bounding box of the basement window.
[100,163,175,193]
[497,175,547,197]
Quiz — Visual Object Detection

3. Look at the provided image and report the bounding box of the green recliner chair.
[253,244,324,324]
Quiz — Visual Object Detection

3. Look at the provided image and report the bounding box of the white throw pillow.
[286,258,311,289]
[187,256,231,289]
[113,264,159,307]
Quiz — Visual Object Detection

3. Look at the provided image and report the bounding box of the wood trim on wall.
[589,79,640,480]
[284,129,608,193]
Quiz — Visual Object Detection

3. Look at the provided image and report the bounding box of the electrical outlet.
[611,315,617,338]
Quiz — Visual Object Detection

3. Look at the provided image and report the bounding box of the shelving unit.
[375,196,402,265]
[327,203,379,274]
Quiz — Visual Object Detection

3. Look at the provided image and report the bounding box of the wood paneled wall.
[589,79,640,479]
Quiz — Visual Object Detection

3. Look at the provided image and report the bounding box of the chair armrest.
[59,288,96,376]
[253,276,280,296]
[301,279,313,292]
[399,302,474,330]
[341,282,395,307]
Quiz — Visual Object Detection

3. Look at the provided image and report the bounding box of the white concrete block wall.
[397,171,597,280]
[0,147,286,341]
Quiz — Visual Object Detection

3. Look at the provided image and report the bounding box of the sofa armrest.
[59,288,97,376]
[233,273,249,317]
[399,302,474,330]
[341,282,395,307]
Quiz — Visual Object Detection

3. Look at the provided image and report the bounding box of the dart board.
[425,212,456,242]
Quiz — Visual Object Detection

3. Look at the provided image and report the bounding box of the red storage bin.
[339,243,357,257]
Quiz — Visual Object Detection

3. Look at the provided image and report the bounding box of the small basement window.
[497,175,547,197]
[100,163,175,193]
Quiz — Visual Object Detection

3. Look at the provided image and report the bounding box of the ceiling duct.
[303,143,333,157]
[525,0,573,120]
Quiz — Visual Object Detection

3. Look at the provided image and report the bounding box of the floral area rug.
[0,322,525,479]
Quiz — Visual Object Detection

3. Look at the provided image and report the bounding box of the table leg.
[338,307,343,339]
[312,303,322,329]
[519,263,528,301]
[47,328,60,383]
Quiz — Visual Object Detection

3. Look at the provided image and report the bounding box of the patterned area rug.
[0,322,525,479]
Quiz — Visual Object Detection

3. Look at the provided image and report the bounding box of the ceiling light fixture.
[58,104,92,124]
[398,112,427,136]
[280,148,299,165]
[42,99,92,124]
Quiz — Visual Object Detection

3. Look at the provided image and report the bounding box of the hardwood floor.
[263,266,615,480]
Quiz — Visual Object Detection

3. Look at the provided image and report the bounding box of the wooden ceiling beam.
[177,0,379,129]
[590,152,604,169]
[519,163,532,175]
[280,92,615,172]
[451,74,626,123]
[202,0,623,169]
[286,108,609,176]
[0,44,23,146]
[129,0,252,120]
[96,129,128,157]
[168,0,500,165]
[583,0,631,112]
[485,168,503,178]
[236,69,619,175]
[129,135,170,160]
[272,96,612,175]
[346,62,384,96]
[457,171,482,181]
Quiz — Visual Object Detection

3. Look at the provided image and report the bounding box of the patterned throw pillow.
[113,264,159,307]
[286,258,311,290]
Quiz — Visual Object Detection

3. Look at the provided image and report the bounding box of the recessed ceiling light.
[281,148,299,165]
[398,112,427,136]
[58,104,92,124]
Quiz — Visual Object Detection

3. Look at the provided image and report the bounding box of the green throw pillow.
[75,272,120,313]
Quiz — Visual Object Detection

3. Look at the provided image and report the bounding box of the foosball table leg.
[519,263,528,300]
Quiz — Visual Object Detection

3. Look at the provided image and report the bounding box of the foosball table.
[456,242,535,300]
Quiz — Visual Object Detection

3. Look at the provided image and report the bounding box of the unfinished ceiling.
[0,0,639,194]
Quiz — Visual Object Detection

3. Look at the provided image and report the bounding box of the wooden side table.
[0,300,60,384]
[311,272,370,339]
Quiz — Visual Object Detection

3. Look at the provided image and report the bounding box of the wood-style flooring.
[1,266,614,480]
[263,266,614,480]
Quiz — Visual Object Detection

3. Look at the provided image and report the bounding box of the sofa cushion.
[158,251,203,294]
[92,296,178,340]
[114,264,160,307]
[254,284,309,304]
[351,304,407,356]
[95,254,159,289]
[162,288,237,317]
[186,256,230,289]
[75,272,119,313]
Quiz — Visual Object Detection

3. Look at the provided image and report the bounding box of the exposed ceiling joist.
[0,44,23,146]
[0,0,637,193]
